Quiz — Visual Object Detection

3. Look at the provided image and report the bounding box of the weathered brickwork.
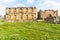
[38,10,58,23]
[5,7,36,22]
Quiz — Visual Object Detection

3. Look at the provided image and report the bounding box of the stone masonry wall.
[5,7,36,22]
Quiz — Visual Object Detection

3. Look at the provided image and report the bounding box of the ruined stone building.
[5,7,36,22]
[38,10,58,23]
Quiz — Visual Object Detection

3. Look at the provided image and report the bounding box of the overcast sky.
[0,0,60,16]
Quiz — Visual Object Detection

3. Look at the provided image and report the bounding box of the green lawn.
[0,21,60,40]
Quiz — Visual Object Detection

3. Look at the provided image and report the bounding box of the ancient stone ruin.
[5,7,59,23]
[38,10,59,23]
[5,7,36,22]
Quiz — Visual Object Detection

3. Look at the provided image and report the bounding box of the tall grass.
[0,21,60,40]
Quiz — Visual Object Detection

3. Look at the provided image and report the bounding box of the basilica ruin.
[38,10,59,23]
[5,7,59,23]
[5,7,36,22]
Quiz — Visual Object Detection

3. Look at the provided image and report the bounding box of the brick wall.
[5,7,36,22]
[38,10,58,23]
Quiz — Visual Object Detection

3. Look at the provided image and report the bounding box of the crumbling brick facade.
[5,7,36,22]
[38,10,58,23]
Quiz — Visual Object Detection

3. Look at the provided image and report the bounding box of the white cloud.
[37,0,60,16]
[0,3,25,16]
[44,0,60,16]
[43,0,60,7]
[0,3,25,17]
[0,5,5,17]
[27,0,34,4]
[38,0,60,9]
[0,0,16,4]
[14,3,25,7]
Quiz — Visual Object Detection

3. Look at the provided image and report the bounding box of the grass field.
[0,21,60,40]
